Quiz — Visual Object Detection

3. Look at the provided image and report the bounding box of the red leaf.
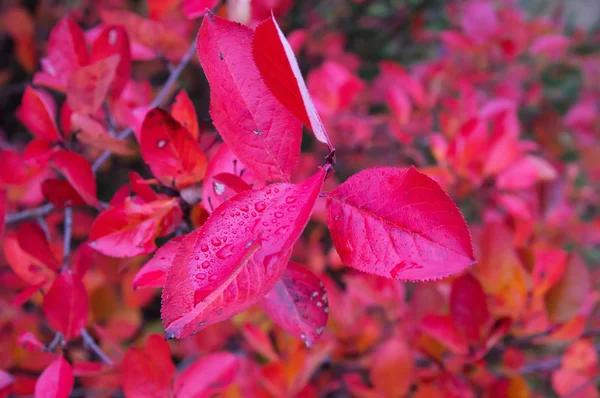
[89,197,182,258]
[0,190,6,239]
[496,155,557,190]
[17,86,62,142]
[202,143,263,213]
[183,0,220,19]
[546,253,591,323]
[212,173,253,194]
[17,223,60,271]
[50,150,98,207]
[90,25,132,101]
[370,338,414,398]
[41,179,87,209]
[140,108,207,190]
[240,323,278,361]
[129,172,158,203]
[0,370,13,392]
[33,16,89,92]
[121,334,175,398]
[326,166,474,281]
[162,168,326,338]
[420,314,468,355]
[132,236,184,289]
[17,332,45,352]
[450,274,490,344]
[253,16,333,149]
[533,247,569,296]
[67,55,120,115]
[3,233,54,285]
[42,273,89,340]
[71,113,135,155]
[171,90,200,139]
[34,357,74,398]
[173,352,239,397]
[197,13,302,181]
[261,261,328,347]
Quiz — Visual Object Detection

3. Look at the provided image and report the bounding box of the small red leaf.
[17,332,45,352]
[533,247,569,296]
[162,168,326,338]
[17,223,60,271]
[34,357,74,398]
[173,352,239,397]
[90,25,131,101]
[17,86,62,142]
[261,261,328,347]
[197,13,302,181]
[42,273,89,340]
[420,314,468,355]
[67,54,120,115]
[71,113,134,155]
[140,108,207,190]
[326,166,474,281]
[51,150,98,206]
[132,236,183,289]
[129,171,158,203]
[253,16,333,149]
[212,173,253,194]
[450,273,490,344]
[42,179,87,209]
[171,90,200,140]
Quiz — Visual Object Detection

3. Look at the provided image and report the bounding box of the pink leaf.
[17,223,60,271]
[530,34,571,59]
[42,273,89,340]
[326,166,474,281]
[162,168,326,339]
[71,113,135,155]
[34,357,74,398]
[17,332,46,352]
[212,173,253,194]
[140,108,207,190]
[171,90,200,140]
[459,2,498,44]
[67,55,120,115]
[132,236,184,289]
[183,0,220,19]
[17,86,62,142]
[261,261,328,347]
[496,155,557,190]
[197,13,302,181]
[90,25,132,101]
[0,370,13,392]
[450,273,490,344]
[50,150,98,206]
[253,16,333,150]
[173,352,240,397]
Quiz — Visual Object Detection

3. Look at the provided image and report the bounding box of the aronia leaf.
[67,54,120,115]
[326,166,474,281]
[34,357,74,398]
[161,168,326,338]
[42,273,89,341]
[173,352,240,397]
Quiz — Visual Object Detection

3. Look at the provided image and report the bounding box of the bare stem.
[5,203,54,224]
[60,207,72,272]
[81,329,113,366]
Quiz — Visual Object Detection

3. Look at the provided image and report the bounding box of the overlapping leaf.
[173,352,240,397]
[67,55,120,115]
[34,357,74,398]
[50,150,98,207]
[133,236,183,289]
[90,25,132,101]
[42,273,89,340]
[17,86,62,142]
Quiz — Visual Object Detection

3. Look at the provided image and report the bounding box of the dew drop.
[211,237,222,247]
[208,274,218,282]
[274,225,289,235]
[289,205,297,212]
[240,204,249,212]
[262,221,269,226]
[254,201,267,212]
[274,211,284,218]
[285,196,297,204]
[194,256,200,261]
[216,244,235,259]
[195,273,207,280]
[274,187,279,193]
[213,181,225,195]
[200,244,209,252]
[252,129,262,136]
[157,139,167,148]
[201,261,210,269]
[108,29,117,45]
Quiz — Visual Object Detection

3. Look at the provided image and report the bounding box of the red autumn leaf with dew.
[121,334,175,398]
[450,273,490,345]
[71,113,135,156]
[253,16,333,150]
[326,166,475,281]
[67,55,120,115]
[89,197,182,258]
[212,173,253,194]
[261,261,328,347]
[202,143,263,213]
[16,86,62,142]
[132,236,184,289]
[197,13,302,181]
[90,25,132,101]
[171,90,200,140]
[33,16,89,92]
[140,108,207,190]
[41,179,87,209]
[17,223,60,272]
[42,273,89,340]
[173,352,240,397]
[50,150,98,207]
[34,357,74,398]
[161,168,326,338]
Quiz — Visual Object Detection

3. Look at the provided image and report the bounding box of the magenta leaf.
[132,236,184,289]
[161,168,326,339]
[197,13,302,181]
[261,261,328,348]
[326,166,475,281]
[253,16,333,151]
[173,352,240,397]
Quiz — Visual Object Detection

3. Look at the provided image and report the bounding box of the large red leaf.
[253,16,333,150]
[132,236,184,289]
[162,168,326,338]
[42,273,89,340]
[50,150,98,207]
[173,352,240,397]
[171,90,200,140]
[202,143,263,213]
[140,108,207,190]
[17,223,60,272]
[325,166,474,281]
[90,25,132,101]
[34,357,74,398]
[121,334,175,398]
[67,55,120,115]
[261,261,328,347]
[89,197,182,258]
[33,16,89,92]
[17,86,62,142]
[197,13,302,181]
[450,273,490,344]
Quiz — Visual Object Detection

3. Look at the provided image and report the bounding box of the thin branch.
[60,207,72,272]
[91,41,198,173]
[81,328,113,366]
[5,203,54,224]
[44,332,64,352]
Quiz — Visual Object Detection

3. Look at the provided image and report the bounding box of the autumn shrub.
[0,0,599,397]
